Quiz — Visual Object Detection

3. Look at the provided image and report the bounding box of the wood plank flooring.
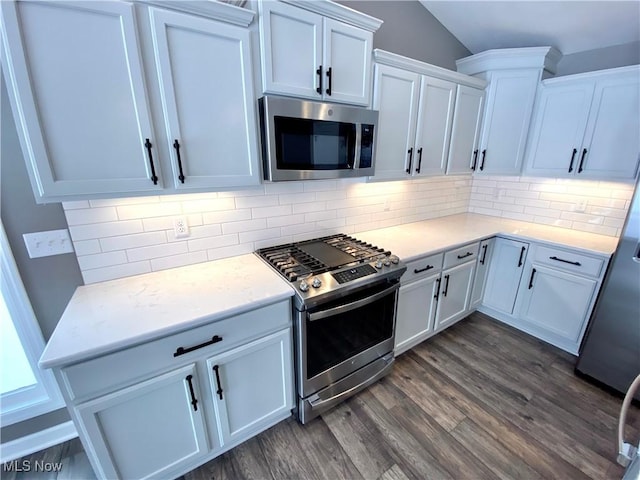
[4,312,638,479]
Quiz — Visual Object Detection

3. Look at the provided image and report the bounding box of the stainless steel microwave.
[258,96,378,182]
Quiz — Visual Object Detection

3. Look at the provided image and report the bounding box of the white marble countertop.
[356,213,619,263]
[40,254,294,369]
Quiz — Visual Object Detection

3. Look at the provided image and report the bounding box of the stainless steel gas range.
[256,234,406,423]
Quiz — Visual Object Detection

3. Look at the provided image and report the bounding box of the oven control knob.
[299,280,309,292]
[389,255,399,264]
[383,258,391,267]
[311,278,322,288]
[375,259,384,269]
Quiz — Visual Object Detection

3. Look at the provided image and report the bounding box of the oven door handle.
[308,354,394,409]
[308,283,399,322]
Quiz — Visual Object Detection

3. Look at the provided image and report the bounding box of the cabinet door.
[259,1,322,99]
[207,329,293,447]
[446,85,484,174]
[395,273,439,355]
[371,64,420,181]
[470,238,495,309]
[477,69,540,175]
[2,1,161,200]
[413,76,456,176]
[580,72,640,180]
[149,8,260,189]
[323,19,372,106]
[524,82,594,177]
[517,264,597,342]
[435,261,475,331]
[483,238,528,315]
[76,365,209,480]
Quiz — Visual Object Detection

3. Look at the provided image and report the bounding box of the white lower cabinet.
[434,260,476,331]
[482,238,529,314]
[469,238,495,309]
[207,329,293,446]
[59,301,293,479]
[76,364,210,479]
[395,273,440,355]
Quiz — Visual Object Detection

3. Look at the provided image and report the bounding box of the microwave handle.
[352,124,361,169]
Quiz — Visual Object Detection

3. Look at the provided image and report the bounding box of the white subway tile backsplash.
[63,174,632,284]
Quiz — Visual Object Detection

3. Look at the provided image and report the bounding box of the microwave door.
[353,123,361,169]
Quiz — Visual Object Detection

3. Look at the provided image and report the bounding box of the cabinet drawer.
[61,300,291,402]
[532,245,606,278]
[402,253,444,283]
[443,242,480,269]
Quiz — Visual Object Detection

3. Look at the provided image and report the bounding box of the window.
[0,224,63,426]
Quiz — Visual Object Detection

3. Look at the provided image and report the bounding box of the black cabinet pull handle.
[434,277,441,300]
[568,148,577,173]
[578,148,587,173]
[549,256,581,266]
[316,66,323,94]
[174,335,223,357]
[173,139,185,184]
[325,67,332,95]
[415,147,423,173]
[528,268,537,289]
[479,149,486,171]
[414,265,433,274]
[144,138,158,185]
[518,246,526,267]
[471,149,478,170]
[457,252,473,260]
[442,274,450,297]
[406,148,413,174]
[480,244,488,265]
[186,374,198,411]
[212,365,223,400]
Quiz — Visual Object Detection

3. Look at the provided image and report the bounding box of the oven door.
[296,281,398,399]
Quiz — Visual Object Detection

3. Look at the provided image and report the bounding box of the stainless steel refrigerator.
[576,178,640,399]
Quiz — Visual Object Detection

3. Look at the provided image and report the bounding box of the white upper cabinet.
[1,0,260,202]
[475,69,541,174]
[371,50,486,181]
[525,66,640,180]
[371,64,420,181]
[1,1,162,201]
[147,7,260,189]
[446,85,484,174]
[457,47,562,176]
[258,1,379,106]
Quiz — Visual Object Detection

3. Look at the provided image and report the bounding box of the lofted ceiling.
[419,1,640,56]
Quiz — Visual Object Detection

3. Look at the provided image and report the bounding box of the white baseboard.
[0,420,77,463]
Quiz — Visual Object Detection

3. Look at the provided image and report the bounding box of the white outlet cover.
[23,229,74,259]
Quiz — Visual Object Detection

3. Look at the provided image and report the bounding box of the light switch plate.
[23,229,74,258]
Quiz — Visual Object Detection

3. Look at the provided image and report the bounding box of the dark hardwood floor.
[4,312,638,479]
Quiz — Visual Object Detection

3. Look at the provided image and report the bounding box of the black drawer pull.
[442,274,450,297]
[186,374,198,411]
[578,148,587,173]
[414,265,434,274]
[471,149,478,170]
[457,252,473,260]
[549,256,582,266]
[568,148,577,173]
[480,244,488,265]
[479,149,486,171]
[518,246,526,267]
[406,148,413,174]
[416,147,423,173]
[325,67,332,96]
[434,277,441,300]
[212,365,223,400]
[528,268,536,289]
[174,335,223,357]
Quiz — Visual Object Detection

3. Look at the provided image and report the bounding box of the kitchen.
[1,0,639,478]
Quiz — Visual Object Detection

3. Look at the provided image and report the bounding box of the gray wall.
[556,40,640,76]
[1,75,82,441]
[338,1,471,70]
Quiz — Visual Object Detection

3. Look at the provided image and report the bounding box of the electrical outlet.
[574,200,587,213]
[23,229,74,258]
[173,216,189,239]
[383,199,391,211]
